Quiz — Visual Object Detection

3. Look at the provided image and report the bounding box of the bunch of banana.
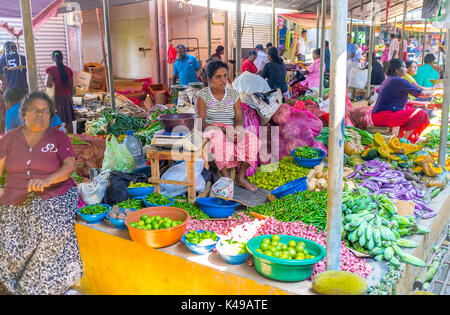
[344,211,429,267]
[373,194,397,217]
[391,215,431,236]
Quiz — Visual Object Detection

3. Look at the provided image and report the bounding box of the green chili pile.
[247,190,328,231]
[116,198,145,210]
[293,146,320,159]
[80,204,109,215]
[145,193,172,205]
[173,200,210,220]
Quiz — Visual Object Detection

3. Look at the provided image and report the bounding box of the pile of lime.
[129,182,153,188]
[255,235,316,260]
[185,230,218,245]
[129,214,182,230]
[248,156,310,190]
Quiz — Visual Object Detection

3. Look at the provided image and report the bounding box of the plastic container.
[124,130,146,169]
[125,207,190,248]
[78,204,111,224]
[246,235,326,282]
[128,186,155,198]
[271,177,307,199]
[196,197,239,218]
[215,240,250,265]
[142,193,175,207]
[181,230,220,255]
[291,148,326,168]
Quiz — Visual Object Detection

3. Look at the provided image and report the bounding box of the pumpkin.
[402,143,423,155]
[388,138,404,153]
[423,163,443,177]
[361,147,378,161]
[412,166,423,174]
[373,132,386,147]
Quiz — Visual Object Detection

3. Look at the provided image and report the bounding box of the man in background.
[296,30,307,62]
[389,33,399,61]
[0,41,28,95]
[254,44,268,74]
[172,44,201,85]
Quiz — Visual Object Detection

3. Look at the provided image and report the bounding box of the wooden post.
[422,20,427,65]
[327,0,347,271]
[316,3,321,48]
[366,0,375,100]
[102,0,115,110]
[157,0,169,87]
[319,0,327,99]
[272,0,276,46]
[236,0,242,76]
[19,0,38,92]
[400,0,407,59]
[207,0,211,58]
[438,29,450,169]
[349,10,353,35]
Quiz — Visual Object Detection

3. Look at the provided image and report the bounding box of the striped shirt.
[196,86,240,126]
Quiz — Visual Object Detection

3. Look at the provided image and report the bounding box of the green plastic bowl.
[246,235,326,282]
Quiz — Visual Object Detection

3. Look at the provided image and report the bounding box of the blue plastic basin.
[106,208,138,229]
[181,230,220,255]
[140,193,175,207]
[78,204,111,224]
[196,197,239,218]
[291,148,326,168]
[271,177,307,199]
[216,241,250,265]
[128,186,155,198]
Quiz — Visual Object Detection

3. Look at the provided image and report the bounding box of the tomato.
[262,238,270,244]
[295,254,305,260]
[273,250,281,258]
[288,240,297,248]
[263,250,273,256]
[303,249,309,256]
[280,243,288,251]
[295,245,304,253]
[271,235,280,242]
[271,240,279,247]
[279,251,290,259]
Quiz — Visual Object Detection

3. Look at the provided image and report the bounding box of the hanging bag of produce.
[102,134,136,173]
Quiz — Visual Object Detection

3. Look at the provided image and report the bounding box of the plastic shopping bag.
[160,160,206,197]
[78,170,111,205]
[348,68,368,89]
[101,134,136,173]
[210,177,234,199]
[232,71,271,94]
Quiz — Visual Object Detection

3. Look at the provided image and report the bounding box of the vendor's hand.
[28,178,53,193]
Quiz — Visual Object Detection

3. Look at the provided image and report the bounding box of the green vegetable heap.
[130,214,182,230]
[80,204,109,215]
[256,235,315,260]
[145,193,172,205]
[185,230,218,245]
[173,200,210,220]
[248,156,310,190]
[116,198,145,210]
[342,187,431,267]
[128,182,153,188]
[248,190,328,231]
[293,146,320,159]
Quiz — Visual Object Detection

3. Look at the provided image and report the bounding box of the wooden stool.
[146,147,204,203]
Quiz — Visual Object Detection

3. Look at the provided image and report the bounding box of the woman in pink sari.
[299,48,323,89]
[196,61,260,191]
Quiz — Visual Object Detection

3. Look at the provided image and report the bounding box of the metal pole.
[19,0,38,92]
[272,0,276,46]
[366,0,375,100]
[102,0,115,110]
[319,0,327,99]
[400,0,407,59]
[316,3,321,48]
[438,29,450,168]
[207,0,211,58]
[422,20,427,65]
[438,28,443,67]
[349,10,353,35]
[236,0,242,76]
[327,0,347,271]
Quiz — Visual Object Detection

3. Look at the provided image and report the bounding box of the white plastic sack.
[241,90,281,120]
[348,68,368,90]
[318,98,330,113]
[210,177,234,199]
[232,71,271,95]
[78,170,111,205]
[160,159,206,197]
[370,90,378,104]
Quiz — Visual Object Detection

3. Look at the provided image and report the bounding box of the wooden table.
[145,147,204,203]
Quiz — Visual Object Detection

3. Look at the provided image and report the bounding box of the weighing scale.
[150,128,203,152]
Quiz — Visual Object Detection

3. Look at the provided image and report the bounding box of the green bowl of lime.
[247,234,326,282]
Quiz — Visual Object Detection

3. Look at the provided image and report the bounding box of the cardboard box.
[84,62,106,77]
[148,84,169,105]
[74,71,106,92]
[75,86,89,96]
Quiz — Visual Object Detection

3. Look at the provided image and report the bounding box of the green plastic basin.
[246,235,326,282]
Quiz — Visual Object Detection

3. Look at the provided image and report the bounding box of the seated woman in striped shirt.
[196,61,260,191]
